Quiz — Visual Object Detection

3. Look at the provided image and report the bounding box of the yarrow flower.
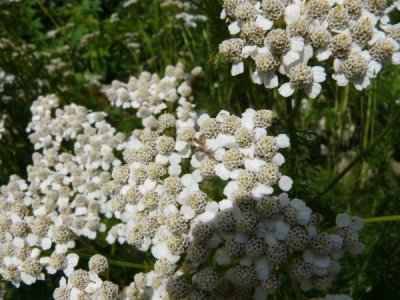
[0,64,363,300]
[0,68,14,93]
[219,0,400,96]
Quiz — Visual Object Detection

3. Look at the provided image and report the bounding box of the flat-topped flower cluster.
[0,64,363,299]
[219,0,400,97]
[0,68,14,94]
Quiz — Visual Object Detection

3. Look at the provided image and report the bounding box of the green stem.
[326,215,400,232]
[316,108,399,200]
[289,91,303,120]
[37,1,59,29]
[75,234,98,255]
[337,85,349,147]
[364,215,400,223]
[73,250,147,270]
[285,97,298,149]
[107,258,148,270]
[291,279,307,300]
[360,87,374,189]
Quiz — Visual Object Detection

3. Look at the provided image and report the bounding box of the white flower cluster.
[0,65,363,299]
[53,254,118,300]
[104,106,292,263]
[176,12,208,28]
[219,0,400,97]
[0,94,125,287]
[0,68,14,94]
[176,2,208,28]
[0,114,6,139]
[0,0,20,5]
[0,38,74,101]
[105,62,202,125]
[120,198,363,299]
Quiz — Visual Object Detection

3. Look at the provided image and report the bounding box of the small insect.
[187,134,214,158]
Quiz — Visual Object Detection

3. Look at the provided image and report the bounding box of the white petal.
[282,50,300,65]
[330,234,344,250]
[275,134,290,148]
[333,58,342,72]
[169,153,182,165]
[46,266,57,274]
[242,45,258,59]
[164,205,179,218]
[311,266,328,276]
[303,249,315,264]
[244,158,266,172]
[155,154,169,165]
[336,213,350,227]
[368,60,382,77]
[354,77,368,90]
[314,254,331,268]
[392,52,400,64]
[350,216,364,231]
[278,82,295,97]
[223,181,239,198]
[215,249,231,265]
[85,282,101,294]
[214,148,226,161]
[278,176,293,191]
[312,66,326,83]
[302,44,314,63]
[215,164,231,180]
[21,273,34,285]
[220,8,226,19]
[219,199,234,211]
[291,37,304,52]
[252,71,262,85]
[175,140,187,151]
[252,184,274,197]
[204,202,218,214]
[26,234,38,246]
[168,164,182,176]
[256,15,273,30]
[41,238,52,250]
[142,179,156,192]
[181,174,198,186]
[305,82,321,99]
[13,237,24,248]
[380,14,389,25]
[181,206,196,219]
[217,133,236,148]
[31,248,41,258]
[284,4,301,24]
[332,73,348,86]
[231,62,244,76]
[151,243,168,259]
[196,211,216,223]
[316,48,331,61]
[255,257,270,281]
[275,221,290,240]
[228,21,241,35]
[241,108,256,130]
[272,153,285,166]
[254,128,267,139]
[197,114,210,127]
[262,73,279,89]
